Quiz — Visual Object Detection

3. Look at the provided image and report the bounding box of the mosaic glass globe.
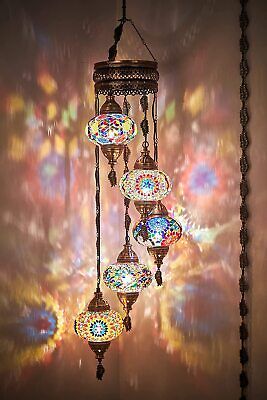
[86,113,137,146]
[75,310,123,342]
[133,215,182,247]
[119,170,172,201]
[103,263,152,293]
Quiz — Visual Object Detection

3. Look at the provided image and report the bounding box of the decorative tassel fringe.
[155,269,162,286]
[96,362,105,380]
[123,315,132,332]
[108,169,117,187]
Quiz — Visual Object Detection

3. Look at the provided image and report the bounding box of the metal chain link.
[123,96,132,245]
[152,93,158,163]
[239,1,249,398]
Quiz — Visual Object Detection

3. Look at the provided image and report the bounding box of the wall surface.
[0,0,265,399]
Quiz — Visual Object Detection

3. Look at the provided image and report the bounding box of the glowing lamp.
[75,309,123,342]
[133,202,182,286]
[75,291,123,379]
[103,262,152,293]
[85,96,137,186]
[86,113,136,146]
[103,244,152,331]
[133,214,182,248]
[119,169,171,202]
[119,150,172,219]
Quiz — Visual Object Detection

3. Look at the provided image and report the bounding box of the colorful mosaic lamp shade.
[133,214,182,248]
[74,291,123,379]
[86,113,137,146]
[103,244,152,331]
[103,262,152,293]
[133,202,182,286]
[119,150,172,219]
[85,95,138,187]
[75,308,124,342]
[119,169,172,202]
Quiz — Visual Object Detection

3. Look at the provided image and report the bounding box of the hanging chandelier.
[76,0,183,379]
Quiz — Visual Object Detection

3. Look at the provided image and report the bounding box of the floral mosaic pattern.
[86,113,137,145]
[74,310,123,342]
[133,216,182,247]
[119,170,172,201]
[103,263,152,293]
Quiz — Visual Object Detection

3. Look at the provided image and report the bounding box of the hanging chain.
[122,0,126,22]
[239,1,250,398]
[123,96,131,245]
[127,19,156,62]
[95,94,101,292]
[152,92,158,163]
[108,0,156,62]
[140,95,149,152]
[123,146,131,244]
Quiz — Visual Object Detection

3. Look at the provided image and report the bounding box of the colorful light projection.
[18,308,58,343]
[0,278,64,375]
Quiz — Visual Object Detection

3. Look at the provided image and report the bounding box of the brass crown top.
[134,150,157,170]
[87,291,110,312]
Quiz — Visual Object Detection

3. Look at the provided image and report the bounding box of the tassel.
[155,269,162,286]
[123,314,132,332]
[108,168,117,187]
[96,362,105,380]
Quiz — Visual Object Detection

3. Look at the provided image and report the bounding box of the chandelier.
[75,0,182,379]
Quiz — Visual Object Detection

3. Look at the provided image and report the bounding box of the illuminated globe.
[75,291,123,342]
[119,170,172,201]
[75,309,123,342]
[103,263,152,293]
[86,113,137,145]
[133,215,182,247]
